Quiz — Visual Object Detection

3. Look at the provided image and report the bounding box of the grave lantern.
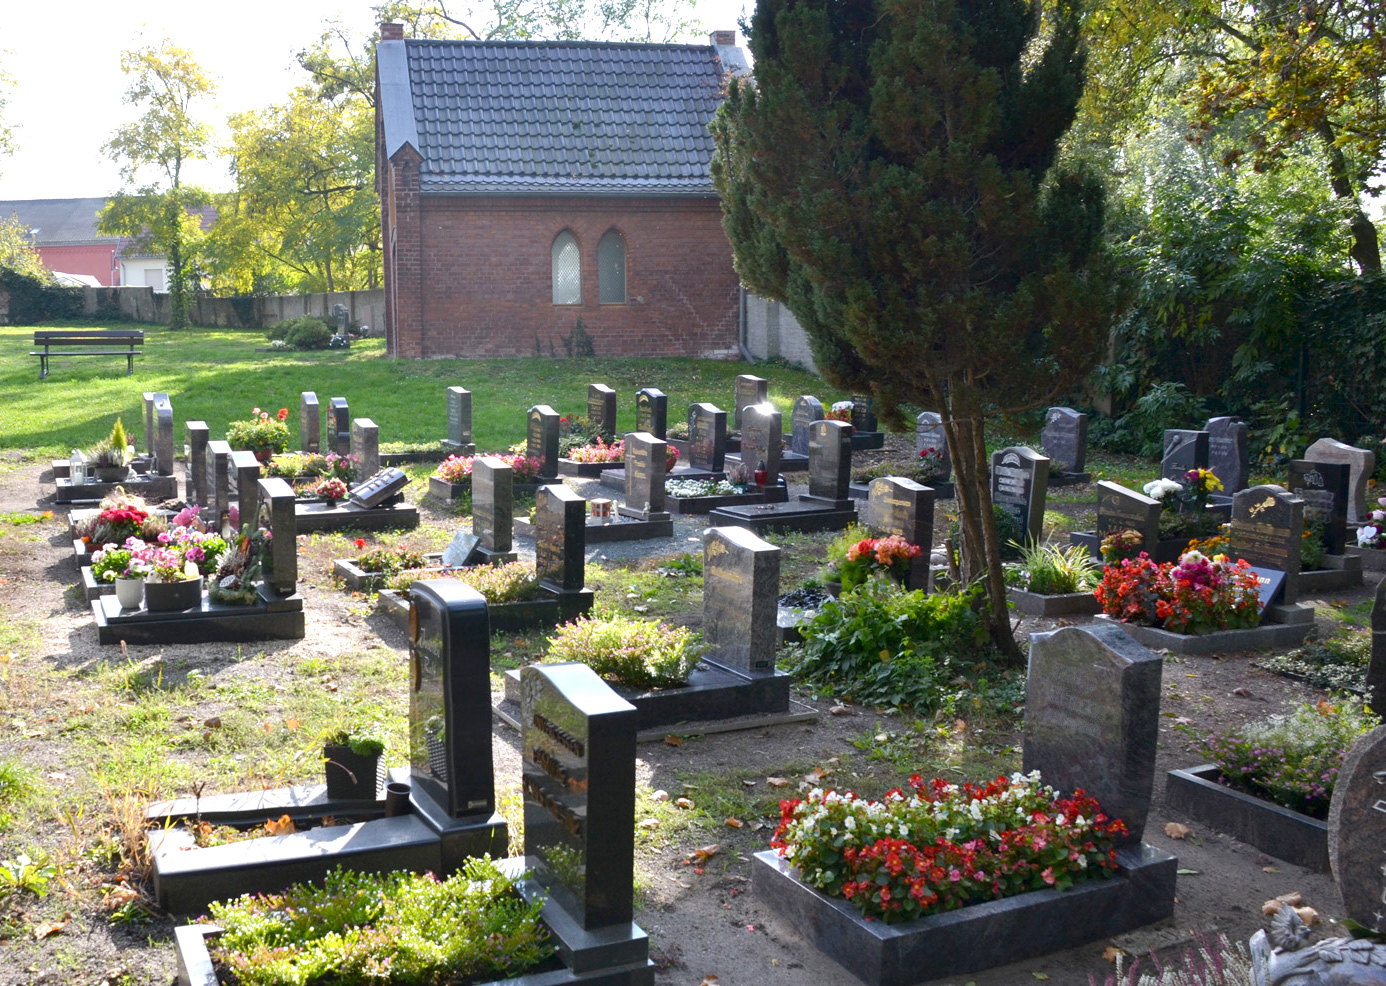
[69,449,89,485]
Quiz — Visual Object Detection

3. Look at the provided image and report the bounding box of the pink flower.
[1041,867,1055,885]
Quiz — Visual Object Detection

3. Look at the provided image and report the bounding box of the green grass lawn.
[0,322,846,459]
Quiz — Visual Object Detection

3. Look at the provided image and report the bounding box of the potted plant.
[140,546,203,612]
[91,542,144,609]
[89,418,133,482]
[323,726,385,800]
[226,407,291,462]
[314,476,349,507]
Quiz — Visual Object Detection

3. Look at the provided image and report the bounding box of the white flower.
[831,401,854,412]
[1142,478,1183,501]
[1358,525,1381,548]
[843,816,855,830]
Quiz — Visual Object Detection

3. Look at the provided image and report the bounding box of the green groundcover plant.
[1184,695,1380,819]
[205,859,553,986]
[356,543,427,575]
[1257,635,1370,693]
[544,612,703,690]
[1008,542,1101,595]
[387,561,539,605]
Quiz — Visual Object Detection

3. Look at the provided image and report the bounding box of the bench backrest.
[34,330,144,345]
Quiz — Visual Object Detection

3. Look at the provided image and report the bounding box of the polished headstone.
[1305,438,1376,523]
[352,418,380,479]
[1205,417,1250,493]
[1228,485,1304,605]
[259,477,298,594]
[990,445,1051,542]
[623,431,668,516]
[186,421,209,504]
[635,388,667,440]
[733,374,768,431]
[862,477,934,547]
[1041,407,1088,474]
[521,661,637,930]
[687,403,727,472]
[740,402,782,486]
[442,531,481,568]
[472,456,513,553]
[328,398,351,456]
[1288,460,1349,555]
[703,526,779,674]
[349,468,408,509]
[409,580,497,819]
[1023,623,1163,845]
[299,392,320,454]
[586,384,617,437]
[1328,726,1386,932]
[154,399,175,477]
[1160,429,1209,483]
[208,441,232,526]
[850,394,877,433]
[915,411,952,481]
[143,391,169,455]
[806,419,852,500]
[1370,581,1386,718]
[790,396,824,457]
[527,405,561,479]
[536,485,586,591]
[1096,481,1162,555]
[444,387,474,453]
[231,451,261,529]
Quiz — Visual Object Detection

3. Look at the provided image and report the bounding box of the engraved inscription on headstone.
[1305,438,1376,523]
[851,394,877,433]
[862,477,934,548]
[349,468,408,509]
[444,387,474,452]
[806,419,852,500]
[733,374,768,431]
[635,387,668,439]
[915,411,952,480]
[790,396,824,457]
[703,526,780,674]
[623,431,667,515]
[299,392,320,454]
[1096,481,1162,555]
[1327,726,1386,932]
[186,421,209,504]
[528,405,561,479]
[990,446,1050,541]
[1228,484,1303,606]
[1161,430,1209,482]
[586,384,617,437]
[1205,417,1250,493]
[328,398,351,456]
[472,456,513,554]
[1041,407,1087,474]
[739,402,782,487]
[1288,460,1349,555]
[536,485,586,590]
[687,403,727,472]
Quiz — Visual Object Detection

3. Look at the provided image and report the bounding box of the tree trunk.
[168,229,187,331]
[1315,120,1381,274]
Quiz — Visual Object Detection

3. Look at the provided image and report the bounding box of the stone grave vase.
[114,577,144,610]
[143,576,203,612]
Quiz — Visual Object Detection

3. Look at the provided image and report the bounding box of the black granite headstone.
[990,446,1050,542]
[231,451,261,528]
[687,403,727,473]
[1205,417,1250,493]
[521,661,637,930]
[259,477,298,595]
[299,392,320,454]
[1287,460,1349,555]
[349,468,408,509]
[703,526,779,673]
[862,477,934,547]
[623,432,667,516]
[806,419,851,500]
[528,405,561,479]
[154,399,175,477]
[1023,623,1163,845]
[850,394,876,433]
[328,398,350,456]
[442,532,481,567]
[1160,429,1209,483]
[408,580,497,818]
[740,402,782,487]
[472,456,513,555]
[536,485,586,591]
[733,374,768,432]
[790,396,824,457]
[1305,438,1376,524]
[635,388,667,440]
[186,421,209,504]
[586,384,617,437]
[1228,484,1304,606]
[208,441,231,526]
[352,418,379,479]
[915,411,952,481]
[143,391,169,455]
[1041,407,1087,475]
[1095,481,1162,555]
[444,387,475,454]
[1369,581,1386,720]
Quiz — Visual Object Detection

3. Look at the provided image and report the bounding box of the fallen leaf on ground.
[766,777,789,788]
[265,814,296,836]
[701,977,719,986]
[829,705,851,716]
[1316,699,1336,716]
[652,789,669,802]
[1176,868,1200,875]
[1102,947,1123,963]
[725,818,743,829]
[804,767,830,783]
[1173,717,1194,726]
[1262,866,1279,874]
[204,716,222,729]
[1032,973,1049,981]
[750,821,766,831]
[1295,906,1321,926]
[1277,892,1303,906]
[638,819,660,830]
[692,844,721,861]
[1164,822,1192,840]
[33,915,69,940]
[741,780,756,788]
[663,735,684,747]
[954,719,967,733]
[1232,687,1252,697]
[675,797,694,810]
[285,716,301,731]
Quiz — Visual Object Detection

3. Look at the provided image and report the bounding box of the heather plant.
[356,544,427,575]
[1258,635,1370,693]
[1011,542,1101,595]
[544,612,703,689]
[387,561,539,605]
[1184,695,1379,818]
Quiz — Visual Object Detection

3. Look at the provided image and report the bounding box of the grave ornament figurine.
[1249,906,1386,986]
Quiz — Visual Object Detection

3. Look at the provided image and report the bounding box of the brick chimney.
[380,22,405,41]
[711,30,736,45]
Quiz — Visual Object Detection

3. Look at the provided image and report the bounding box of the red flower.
[277,408,289,421]
[354,538,366,549]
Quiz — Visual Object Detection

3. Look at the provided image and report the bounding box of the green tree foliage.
[0,53,16,168]
[0,214,47,280]
[711,0,1109,660]
[99,41,214,329]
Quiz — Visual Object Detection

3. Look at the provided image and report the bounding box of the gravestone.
[621,432,668,518]
[739,402,783,487]
[143,391,169,455]
[1288,460,1350,555]
[862,477,934,549]
[258,477,298,595]
[1096,481,1162,555]
[299,392,320,454]
[443,387,475,455]
[1305,438,1376,523]
[789,396,824,457]
[231,451,261,528]
[1228,485,1304,606]
[1205,417,1250,493]
[154,399,175,477]
[851,394,877,433]
[635,388,667,440]
[535,485,586,591]
[208,441,232,527]
[186,421,209,504]
[687,403,727,473]
[1160,429,1209,483]
[352,418,380,479]
[990,446,1051,542]
[1041,407,1088,475]
[1369,581,1386,719]
[527,405,561,479]
[521,661,637,930]
[733,375,768,432]
[703,526,779,674]
[1023,622,1163,845]
[586,384,617,437]
[349,468,408,509]
[915,411,952,480]
[441,532,480,568]
[805,419,852,502]
[472,456,516,563]
[328,398,351,456]
[1327,725,1386,933]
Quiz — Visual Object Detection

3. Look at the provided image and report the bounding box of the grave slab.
[707,499,858,535]
[1007,587,1101,617]
[1105,617,1314,655]
[54,473,178,505]
[1166,764,1329,872]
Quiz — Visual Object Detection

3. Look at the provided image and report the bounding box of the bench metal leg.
[127,354,134,376]
[39,355,48,380]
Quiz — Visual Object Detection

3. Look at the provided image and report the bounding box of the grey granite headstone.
[352,418,379,479]
[142,391,169,455]
[1205,417,1250,493]
[259,476,298,595]
[1096,481,1162,555]
[990,446,1051,542]
[851,395,877,433]
[536,485,585,591]
[733,375,768,432]
[186,421,209,504]
[1369,581,1386,718]
[740,402,782,487]
[521,661,637,930]
[528,405,561,479]
[1041,407,1087,474]
[299,392,320,454]
[915,411,952,481]
[1328,726,1386,932]
[586,384,617,437]
[1023,623,1163,845]
[1288,460,1349,555]
[1228,485,1304,606]
[703,525,779,674]
[1161,429,1209,483]
[622,432,668,517]
[231,451,261,529]
[472,456,513,554]
[806,419,852,500]
[1305,438,1376,523]
[208,441,231,527]
[154,399,175,477]
[444,387,474,454]
[790,396,824,457]
[348,468,407,509]
[635,388,667,440]
[687,403,727,472]
[862,477,934,548]
[328,398,350,456]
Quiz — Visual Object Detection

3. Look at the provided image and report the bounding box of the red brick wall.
[391,194,740,359]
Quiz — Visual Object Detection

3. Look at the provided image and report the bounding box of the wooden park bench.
[31,329,144,380]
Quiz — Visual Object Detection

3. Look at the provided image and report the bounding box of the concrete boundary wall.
[78,287,385,332]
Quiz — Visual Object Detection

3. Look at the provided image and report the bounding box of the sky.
[0,0,754,202]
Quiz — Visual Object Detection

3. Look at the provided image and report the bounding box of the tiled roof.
[0,198,113,246]
[381,39,743,196]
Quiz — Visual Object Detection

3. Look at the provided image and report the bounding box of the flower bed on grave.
[1167,697,1379,871]
[664,473,788,514]
[377,562,560,633]
[331,541,438,591]
[821,527,929,595]
[559,438,680,477]
[264,451,361,491]
[1005,542,1102,616]
[428,452,545,500]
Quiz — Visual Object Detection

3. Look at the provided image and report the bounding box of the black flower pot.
[143,577,203,612]
[323,744,383,800]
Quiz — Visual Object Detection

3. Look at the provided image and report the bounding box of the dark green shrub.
[266,316,332,349]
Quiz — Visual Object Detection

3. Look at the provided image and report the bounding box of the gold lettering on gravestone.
[530,745,585,793]
[522,775,583,836]
[711,568,745,584]
[883,497,910,507]
[707,540,728,560]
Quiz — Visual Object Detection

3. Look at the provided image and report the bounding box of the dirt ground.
[0,445,1372,986]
